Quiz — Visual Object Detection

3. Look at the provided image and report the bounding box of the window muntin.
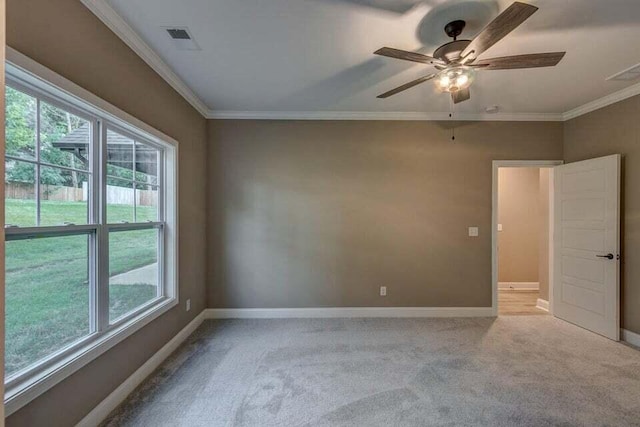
[4,80,169,386]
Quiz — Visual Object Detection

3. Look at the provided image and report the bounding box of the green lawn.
[5,199,158,377]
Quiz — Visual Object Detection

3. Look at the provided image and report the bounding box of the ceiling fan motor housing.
[433,40,472,63]
[434,20,471,63]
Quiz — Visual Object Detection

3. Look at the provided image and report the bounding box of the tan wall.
[564,94,640,335]
[6,0,208,425]
[538,168,550,301]
[207,120,563,308]
[497,168,540,284]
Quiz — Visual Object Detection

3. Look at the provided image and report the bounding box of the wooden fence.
[6,182,157,206]
[5,182,83,202]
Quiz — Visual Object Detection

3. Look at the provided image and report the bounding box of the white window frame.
[4,47,179,416]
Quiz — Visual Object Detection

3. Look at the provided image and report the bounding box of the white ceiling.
[105,0,640,117]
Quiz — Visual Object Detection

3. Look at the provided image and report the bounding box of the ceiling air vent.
[167,28,191,40]
[163,27,200,51]
[607,63,640,82]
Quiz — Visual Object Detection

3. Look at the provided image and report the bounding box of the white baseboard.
[204,306,494,319]
[536,298,549,312]
[76,311,206,427]
[622,328,640,348]
[498,282,540,291]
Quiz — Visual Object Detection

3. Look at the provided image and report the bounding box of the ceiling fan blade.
[374,47,446,66]
[452,88,470,104]
[377,74,436,98]
[473,52,566,70]
[461,2,538,63]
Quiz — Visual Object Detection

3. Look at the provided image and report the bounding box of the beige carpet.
[103,316,640,426]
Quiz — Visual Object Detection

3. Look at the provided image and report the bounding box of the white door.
[553,154,620,340]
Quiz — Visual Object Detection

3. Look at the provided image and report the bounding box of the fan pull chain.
[449,96,456,141]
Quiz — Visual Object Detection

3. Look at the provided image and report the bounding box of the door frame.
[491,160,563,316]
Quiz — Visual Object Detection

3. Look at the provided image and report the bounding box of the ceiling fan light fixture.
[436,66,475,93]
[374,2,565,103]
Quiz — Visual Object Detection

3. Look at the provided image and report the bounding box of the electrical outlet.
[380,286,387,296]
[186,299,191,312]
[468,227,479,237]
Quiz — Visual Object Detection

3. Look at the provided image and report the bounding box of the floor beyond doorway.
[103,317,639,426]
[498,290,548,316]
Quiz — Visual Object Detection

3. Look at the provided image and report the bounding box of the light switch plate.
[468,227,479,237]
[497,224,503,232]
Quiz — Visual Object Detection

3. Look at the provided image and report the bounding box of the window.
[4,58,178,414]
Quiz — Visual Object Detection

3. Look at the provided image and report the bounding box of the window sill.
[4,297,178,416]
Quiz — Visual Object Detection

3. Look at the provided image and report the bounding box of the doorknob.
[596,253,615,260]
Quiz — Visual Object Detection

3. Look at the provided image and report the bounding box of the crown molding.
[80,0,210,117]
[562,82,640,121]
[207,110,564,121]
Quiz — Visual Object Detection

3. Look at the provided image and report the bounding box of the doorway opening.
[492,156,621,339]
[491,160,562,316]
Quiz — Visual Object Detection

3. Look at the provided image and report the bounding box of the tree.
[5,86,87,187]
[5,86,37,183]
[5,86,36,157]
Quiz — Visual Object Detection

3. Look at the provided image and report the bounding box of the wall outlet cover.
[468,227,479,237]
[380,286,387,296]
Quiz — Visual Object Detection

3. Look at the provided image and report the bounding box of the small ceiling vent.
[166,28,191,40]
[607,63,640,82]
[162,27,200,51]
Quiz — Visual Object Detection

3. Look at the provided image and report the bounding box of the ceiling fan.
[374,1,565,104]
